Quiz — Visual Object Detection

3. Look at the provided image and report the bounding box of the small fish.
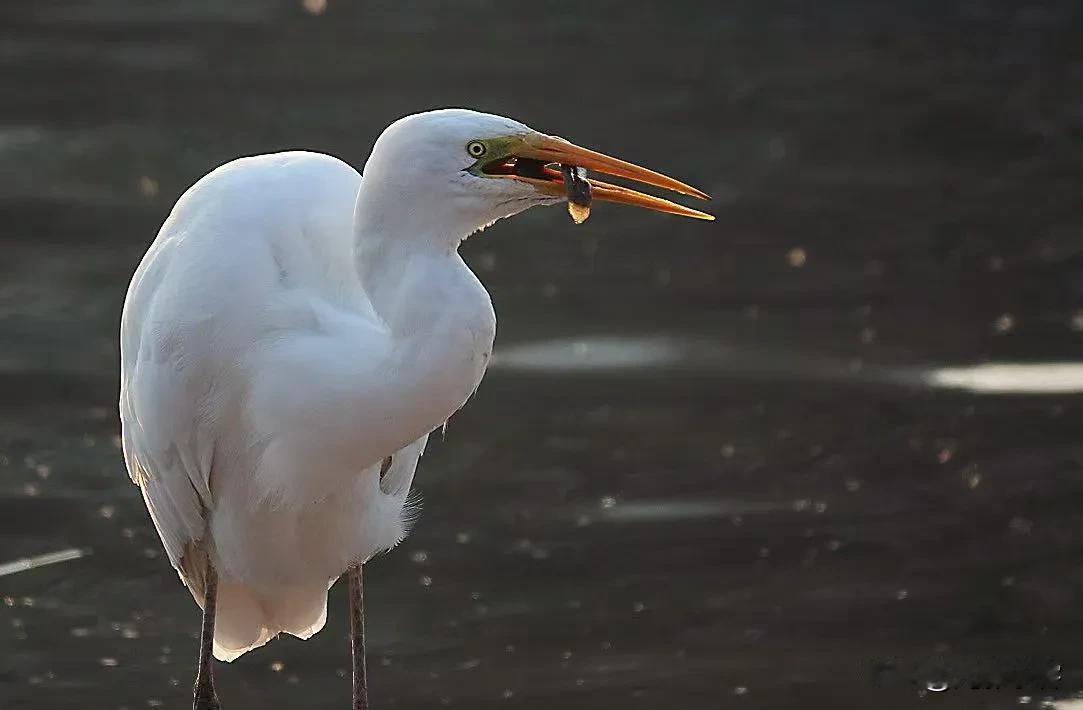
[560,164,592,224]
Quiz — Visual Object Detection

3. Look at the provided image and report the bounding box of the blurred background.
[3,1,1083,708]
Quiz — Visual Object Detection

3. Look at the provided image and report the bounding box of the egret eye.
[467,141,487,158]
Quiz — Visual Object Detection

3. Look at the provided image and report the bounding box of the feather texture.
[120,150,486,660]
[117,111,574,661]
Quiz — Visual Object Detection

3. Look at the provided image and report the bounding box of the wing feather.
[120,276,218,596]
[119,151,365,598]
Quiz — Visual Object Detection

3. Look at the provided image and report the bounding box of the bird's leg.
[348,564,369,710]
[193,559,221,710]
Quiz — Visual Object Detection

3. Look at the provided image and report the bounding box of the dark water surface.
[3,1,1083,708]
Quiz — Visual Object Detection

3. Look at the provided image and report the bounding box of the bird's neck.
[352,171,498,332]
[347,189,496,448]
[352,198,475,334]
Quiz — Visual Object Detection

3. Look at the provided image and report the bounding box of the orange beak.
[480,133,714,221]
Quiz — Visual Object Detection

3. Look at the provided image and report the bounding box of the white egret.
[119,108,711,710]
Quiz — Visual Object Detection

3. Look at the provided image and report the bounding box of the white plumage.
[119,112,530,660]
[118,108,710,677]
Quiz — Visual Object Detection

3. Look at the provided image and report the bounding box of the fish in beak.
[473,132,714,222]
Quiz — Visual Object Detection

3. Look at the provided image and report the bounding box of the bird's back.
[119,152,418,660]
[120,150,366,544]
[122,151,366,368]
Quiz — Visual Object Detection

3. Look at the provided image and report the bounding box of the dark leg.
[193,559,221,710]
[348,564,369,710]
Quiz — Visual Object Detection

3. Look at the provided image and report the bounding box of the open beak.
[479,133,714,221]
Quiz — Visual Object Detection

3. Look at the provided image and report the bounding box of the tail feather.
[210,576,330,662]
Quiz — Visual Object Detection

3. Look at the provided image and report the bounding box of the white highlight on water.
[0,548,88,577]
[491,336,680,371]
[922,363,1083,394]
[492,335,1083,395]
[598,499,781,523]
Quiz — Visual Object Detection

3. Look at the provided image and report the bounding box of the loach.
[560,164,592,224]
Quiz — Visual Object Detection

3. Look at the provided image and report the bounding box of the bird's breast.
[411,293,495,424]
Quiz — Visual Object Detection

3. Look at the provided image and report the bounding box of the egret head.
[359,108,711,242]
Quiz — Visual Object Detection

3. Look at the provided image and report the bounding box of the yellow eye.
[467,141,487,158]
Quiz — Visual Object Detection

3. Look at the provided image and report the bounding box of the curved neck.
[353,226,443,335]
[352,172,476,333]
[349,172,496,432]
[280,171,497,488]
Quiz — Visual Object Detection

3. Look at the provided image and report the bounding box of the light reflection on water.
[494,335,1083,395]
[596,499,782,523]
[491,336,682,371]
[491,335,850,380]
[920,363,1083,394]
[0,548,88,578]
